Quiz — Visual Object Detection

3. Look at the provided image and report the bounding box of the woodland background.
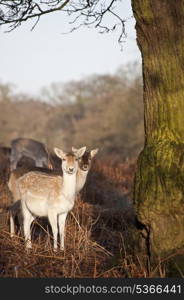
[0,62,143,160]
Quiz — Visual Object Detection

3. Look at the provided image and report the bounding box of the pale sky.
[0,0,141,96]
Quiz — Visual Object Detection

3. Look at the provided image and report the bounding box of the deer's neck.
[76,169,88,194]
[62,172,77,199]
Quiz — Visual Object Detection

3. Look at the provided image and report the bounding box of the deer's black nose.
[69,167,74,172]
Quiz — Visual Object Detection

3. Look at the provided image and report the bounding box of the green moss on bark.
[132,0,184,258]
[134,142,184,255]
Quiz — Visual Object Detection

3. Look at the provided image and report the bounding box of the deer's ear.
[90,148,99,158]
[75,146,86,158]
[54,148,66,160]
[72,146,78,153]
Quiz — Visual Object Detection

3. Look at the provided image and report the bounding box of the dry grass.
[0,158,177,278]
[0,201,142,278]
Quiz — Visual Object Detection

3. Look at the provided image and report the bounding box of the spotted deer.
[14,146,86,250]
[8,147,98,238]
[8,166,58,238]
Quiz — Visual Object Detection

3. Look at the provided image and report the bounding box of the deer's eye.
[75,158,78,161]
[62,158,66,161]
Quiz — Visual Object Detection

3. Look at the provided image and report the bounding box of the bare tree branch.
[0,0,127,45]
[0,0,70,27]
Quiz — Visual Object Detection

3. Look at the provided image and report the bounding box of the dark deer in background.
[10,138,51,171]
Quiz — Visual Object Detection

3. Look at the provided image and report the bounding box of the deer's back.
[18,171,63,198]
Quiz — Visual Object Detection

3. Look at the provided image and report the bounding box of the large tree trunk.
[132,0,184,259]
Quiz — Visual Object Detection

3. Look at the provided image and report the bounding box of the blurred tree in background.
[0,63,144,159]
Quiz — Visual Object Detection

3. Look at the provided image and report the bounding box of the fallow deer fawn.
[16,146,86,250]
[8,147,98,241]
[72,147,99,193]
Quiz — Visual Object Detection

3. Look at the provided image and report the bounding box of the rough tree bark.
[131,0,184,260]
